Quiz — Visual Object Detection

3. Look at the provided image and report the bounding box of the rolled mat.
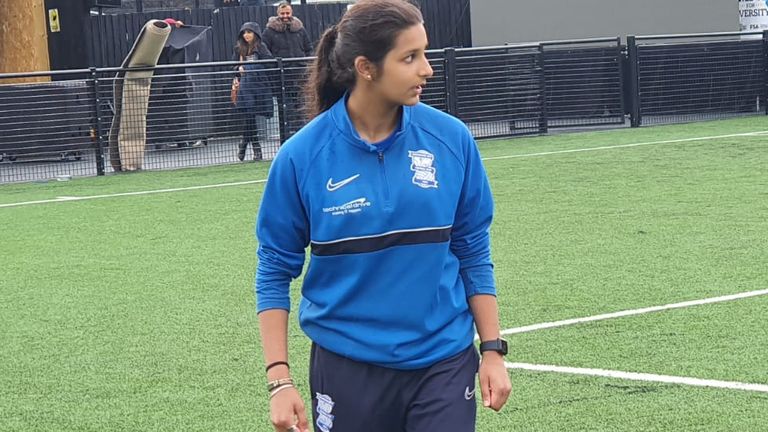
[108,20,171,171]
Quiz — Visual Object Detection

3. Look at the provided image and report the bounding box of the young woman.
[254,1,511,431]
[233,22,273,161]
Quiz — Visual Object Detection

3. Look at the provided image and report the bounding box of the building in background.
[471,0,740,46]
[739,0,768,38]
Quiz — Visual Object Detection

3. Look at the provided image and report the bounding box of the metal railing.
[627,31,767,126]
[1,31,766,184]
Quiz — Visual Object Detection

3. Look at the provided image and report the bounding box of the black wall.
[418,0,472,48]
[44,0,92,71]
[42,0,473,70]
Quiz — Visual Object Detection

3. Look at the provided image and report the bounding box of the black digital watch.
[479,338,508,356]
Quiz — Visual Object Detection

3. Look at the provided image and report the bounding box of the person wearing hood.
[233,22,274,161]
[261,2,313,59]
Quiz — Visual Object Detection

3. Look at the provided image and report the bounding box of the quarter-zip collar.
[329,93,412,153]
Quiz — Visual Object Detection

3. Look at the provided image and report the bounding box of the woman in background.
[233,22,273,161]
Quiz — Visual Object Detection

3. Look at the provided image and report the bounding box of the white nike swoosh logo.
[326,174,360,192]
[464,386,476,400]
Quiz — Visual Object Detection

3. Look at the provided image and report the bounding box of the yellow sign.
[48,9,60,33]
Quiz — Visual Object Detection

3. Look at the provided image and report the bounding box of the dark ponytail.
[304,25,350,118]
[304,0,424,119]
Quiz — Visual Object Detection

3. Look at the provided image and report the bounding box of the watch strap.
[479,338,508,355]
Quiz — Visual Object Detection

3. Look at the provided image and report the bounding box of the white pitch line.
[501,289,768,337]
[482,130,768,161]
[0,179,266,209]
[506,362,768,393]
[2,130,767,209]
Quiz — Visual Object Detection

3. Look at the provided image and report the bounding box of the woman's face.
[373,24,433,107]
[242,30,255,44]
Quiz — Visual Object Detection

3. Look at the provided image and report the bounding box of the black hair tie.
[265,361,290,373]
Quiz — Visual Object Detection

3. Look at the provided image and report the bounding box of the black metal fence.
[542,38,625,128]
[1,31,766,184]
[627,32,767,126]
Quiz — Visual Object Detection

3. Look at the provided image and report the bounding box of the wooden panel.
[0,0,51,82]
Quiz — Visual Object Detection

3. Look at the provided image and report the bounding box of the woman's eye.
[404,55,414,63]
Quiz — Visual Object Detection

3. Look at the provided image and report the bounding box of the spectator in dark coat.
[233,21,273,161]
[261,2,313,139]
[261,2,313,59]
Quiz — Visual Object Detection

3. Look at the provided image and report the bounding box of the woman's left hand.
[478,352,512,411]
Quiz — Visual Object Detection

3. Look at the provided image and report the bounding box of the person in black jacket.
[233,22,274,161]
[262,2,313,138]
[261,2,313,59]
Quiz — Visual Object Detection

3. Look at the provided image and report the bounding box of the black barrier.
[0,81,93,162]
[454,44,544,138]
[422,51,447,113]
[628,31,766,126]
[541,38,625,128]
[2,31,767,184]
[278,57,313,141]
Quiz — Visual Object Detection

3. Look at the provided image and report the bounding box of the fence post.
[764,30,768,115]
[537,44,549,135]
[613,36,627,125]
[276,58,289,143]
[444,48,458,116]
[627,35,641,127]
[89,67,106,176]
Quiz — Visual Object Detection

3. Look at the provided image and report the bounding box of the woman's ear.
[353,56,376,82]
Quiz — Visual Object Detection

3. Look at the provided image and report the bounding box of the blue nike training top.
[255,96,496,369]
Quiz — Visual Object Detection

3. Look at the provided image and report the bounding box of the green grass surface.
[2,117,767,431]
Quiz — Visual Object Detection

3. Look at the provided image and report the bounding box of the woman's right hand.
[270,387,310,432]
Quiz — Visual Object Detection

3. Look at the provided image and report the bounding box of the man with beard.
[262,1,313,138]
[262,2,313,59]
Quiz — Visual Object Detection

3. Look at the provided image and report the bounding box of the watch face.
[481,339,508,355]
[500,339,508,354]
